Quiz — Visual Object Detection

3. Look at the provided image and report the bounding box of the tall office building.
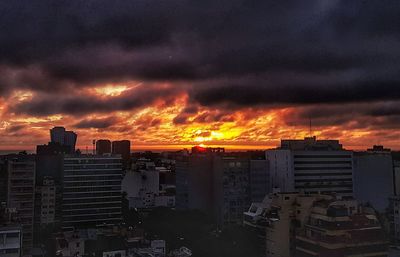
[61,155,123,230]
[6,156,35,254]
[266,136,354,197]
[96,140,112,155]
[50,127,77,154]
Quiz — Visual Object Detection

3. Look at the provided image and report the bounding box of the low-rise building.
[0,225,22,257]
[244,193,389,257]
[296,198,389,257]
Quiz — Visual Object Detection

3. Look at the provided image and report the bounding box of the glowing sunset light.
[94,85,128,96]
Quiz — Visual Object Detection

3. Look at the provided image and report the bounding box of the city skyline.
[1,1,400,150]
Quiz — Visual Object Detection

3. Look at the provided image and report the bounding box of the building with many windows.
[6,156,36,254]
[62,155,123,230]
[266,137,354,197]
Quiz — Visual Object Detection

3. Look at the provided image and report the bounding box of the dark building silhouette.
[36,142,71,155]
[112,140,131,168]
[50,127,77,154]
[96,139,112,155]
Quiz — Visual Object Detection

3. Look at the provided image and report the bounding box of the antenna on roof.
[93,140,96,155]
[309,117,312,137]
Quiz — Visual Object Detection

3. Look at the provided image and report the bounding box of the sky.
[1,0,400,151]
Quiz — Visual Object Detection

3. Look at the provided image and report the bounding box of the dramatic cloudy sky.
[1,0,400,150]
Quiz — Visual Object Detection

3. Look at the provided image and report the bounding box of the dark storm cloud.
[283,101,400,129]
[1,0,400,109]
[10,84,182,116]
[74,117,119,129]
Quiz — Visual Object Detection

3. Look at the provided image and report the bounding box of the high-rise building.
[61,155,123,230]
[96,140,112,155]
[50,127,77,154]
[176,148,268,225]
[353,146,394,212]
[112,140,131,169]
[6,156,35,254]
[266,136,354,197]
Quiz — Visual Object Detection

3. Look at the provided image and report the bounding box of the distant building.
[62,155,123,230]
[266,137,354,197]
[6,155,36,254]
[112,140,131,169]
[96,139,112,155]
[0,225,22,257]
[36,142,71,155]
[50,127,77,154]
[353,146,395,212]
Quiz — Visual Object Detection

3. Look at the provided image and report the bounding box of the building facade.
[6,157,36,254]
[353,147,394,212]
[62,155,123,230]
[176,148,267,225]
[96,140,112,155]
[296,199,388,257]
[50,127,77,154]
[266,137,354,197]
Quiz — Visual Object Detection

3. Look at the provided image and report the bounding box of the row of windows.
[63,213,122,222]
[294,155,352,158]
[295,184,353,189]
[64,170,122,175]
[63,196,121,204]
[62,207,121,216]
[63,192,121,198]
[295,166,352,170]
[295,178,352,182]
[64,165,121,170]
[64,175,121,181]
[294,161,352,164]
[295,172,352,176]
[63,186,121,193]
[63,180,121,187]
[63,202,121,210]
[64,159,121,164]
